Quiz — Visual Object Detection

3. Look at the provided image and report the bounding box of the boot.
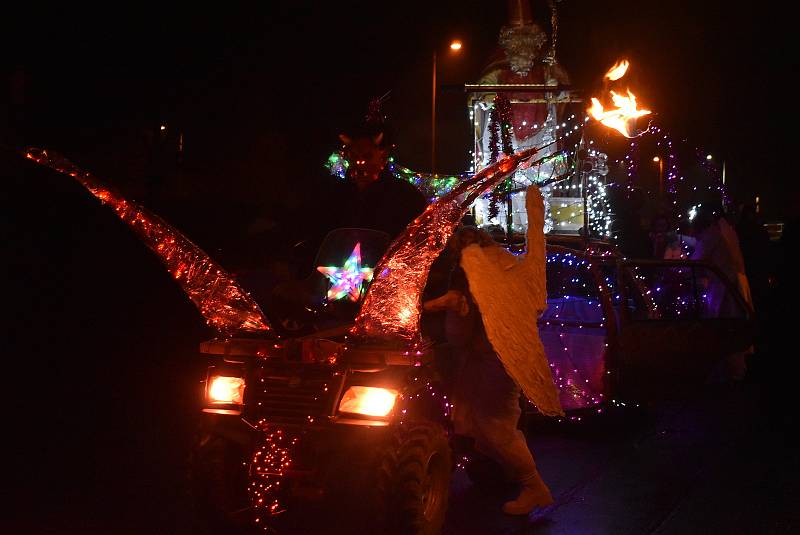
[502,471,554,515]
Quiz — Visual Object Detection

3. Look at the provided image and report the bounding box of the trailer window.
[622,263,748,320]
[600,264,650,321]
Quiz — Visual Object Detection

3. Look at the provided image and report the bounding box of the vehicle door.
[610,259,754,398]
[539,249,611,411]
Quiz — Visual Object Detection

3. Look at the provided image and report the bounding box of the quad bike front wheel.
[189,433,253,534]
[378,422,453,535]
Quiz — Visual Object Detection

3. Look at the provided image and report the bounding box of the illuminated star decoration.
[317,243,374,302]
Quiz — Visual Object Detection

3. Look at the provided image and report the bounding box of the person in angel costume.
[424,185,562,515]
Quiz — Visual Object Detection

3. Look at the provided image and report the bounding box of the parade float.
[464,0,589,238]
[22,1,748,533]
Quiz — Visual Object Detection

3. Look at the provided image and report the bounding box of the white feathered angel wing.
[460,186,563,417]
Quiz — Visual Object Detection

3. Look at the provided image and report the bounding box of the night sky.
[3,1,791,221]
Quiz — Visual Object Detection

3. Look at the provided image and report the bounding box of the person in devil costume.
[333,125,427,239]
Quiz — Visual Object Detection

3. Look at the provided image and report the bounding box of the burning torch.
[579,59,652,245]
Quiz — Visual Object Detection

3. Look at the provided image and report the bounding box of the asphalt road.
[11,380,795,534]
[445,384,797,534]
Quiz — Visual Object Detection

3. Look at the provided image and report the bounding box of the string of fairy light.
[615,124,729,223]
[469,100,622,239]
[326,111,588,238]
[249,426,298,527]
[695,142,730,208]
[483,110,587,234]
[330,95,660,244]
[247,372,454,530]
[549,140,614,238]
[325,152,468,201]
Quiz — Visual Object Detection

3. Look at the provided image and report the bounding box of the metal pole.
[506,192,514,244]
[462,83,574,92]
[431,50,437,174]
[577,132,588,248]
[722,160,726,185]
[581,168,588,246]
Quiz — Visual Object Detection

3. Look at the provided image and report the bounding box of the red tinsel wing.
[351,148,540,343]
[24,148,273,336]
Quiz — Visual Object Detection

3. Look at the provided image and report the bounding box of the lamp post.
[653,156,664,199]
[431,40,463,174]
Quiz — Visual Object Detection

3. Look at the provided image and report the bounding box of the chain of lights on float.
[326,117,594,237]
[619,125,730,224]
[328,103,624,242]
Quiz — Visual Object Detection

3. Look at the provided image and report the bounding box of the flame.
[589,90,651,138]
[605,60,629,81]
[589,60,652,138]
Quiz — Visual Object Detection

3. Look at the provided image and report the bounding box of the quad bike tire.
[189,433,253,534]
[377,422,453,535]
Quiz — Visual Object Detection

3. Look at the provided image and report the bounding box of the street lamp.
[431,40,463,174]
[653,156,664,198]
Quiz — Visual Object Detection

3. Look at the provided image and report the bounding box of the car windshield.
[312,229,390,303]
[305,228,391,329]
[257,228,391,336]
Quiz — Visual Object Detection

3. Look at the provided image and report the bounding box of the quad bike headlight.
[338,386,398,418]
[204,373,245,414]
[208,375,245,404]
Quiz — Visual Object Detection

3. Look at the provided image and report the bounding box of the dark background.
[2,1,794,222]
[1,1,794,532]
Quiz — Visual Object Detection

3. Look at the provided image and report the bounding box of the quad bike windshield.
[267,228,390,337]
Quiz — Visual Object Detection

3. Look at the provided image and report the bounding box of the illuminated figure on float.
[467,0,586,237]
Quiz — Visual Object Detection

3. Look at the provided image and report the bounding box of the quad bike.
[192,227,457,534]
